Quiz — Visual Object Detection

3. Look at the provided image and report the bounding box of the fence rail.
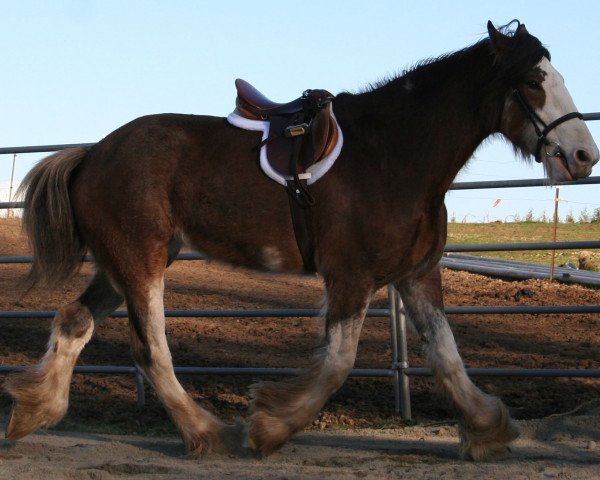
[1,139,599,420]
[1,305,598,319]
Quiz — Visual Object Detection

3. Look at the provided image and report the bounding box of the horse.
[4,21,598,460]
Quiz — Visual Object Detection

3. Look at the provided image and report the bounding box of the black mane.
[354,22,550,100]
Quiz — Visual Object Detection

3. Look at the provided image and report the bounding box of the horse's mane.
[359,21,550,96]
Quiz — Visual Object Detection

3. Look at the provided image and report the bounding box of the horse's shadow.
[99,424,600,464]
[96,430,462,461]
[0,426,458,459]
[289,432,460,460]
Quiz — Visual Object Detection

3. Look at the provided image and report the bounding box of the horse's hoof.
[4,369,69,441]
[461,441,514,461]
[5,403,43,441]
[247,411,292,455]
[5,405,21,441]
[459,418,520,461]
[219,421,258,458]
[185,421,257,458]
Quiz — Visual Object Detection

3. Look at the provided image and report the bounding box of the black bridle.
[511,88,583,163]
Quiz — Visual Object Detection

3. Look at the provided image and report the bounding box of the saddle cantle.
[227,79,344,272]
[234,78,307,117]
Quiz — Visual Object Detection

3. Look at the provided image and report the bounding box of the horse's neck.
[344,43,502,194]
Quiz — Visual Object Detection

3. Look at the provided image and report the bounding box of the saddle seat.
[235,78,306,119]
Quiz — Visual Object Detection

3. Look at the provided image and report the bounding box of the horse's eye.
[526,80,542,91]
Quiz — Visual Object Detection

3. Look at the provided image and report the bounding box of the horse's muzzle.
[546,143,598,182]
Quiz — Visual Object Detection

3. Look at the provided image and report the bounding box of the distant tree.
[591,208,600,224]
[524,209,535,222]
[449,212,456,223]
[578,208,591,223]
[565,210,575,223]
[537,210,549,223]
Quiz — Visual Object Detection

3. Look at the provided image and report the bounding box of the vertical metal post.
[387,285,412,420]
[135,367,146,408]
[388,285,401,414]
[549,187,560,282]
[7,153,16,218]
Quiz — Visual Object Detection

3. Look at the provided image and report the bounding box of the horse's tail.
[17,147,89,288]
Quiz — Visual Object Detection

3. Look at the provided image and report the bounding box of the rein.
[511,88,583,163]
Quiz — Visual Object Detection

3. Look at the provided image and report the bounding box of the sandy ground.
[1,408,600,479]
[1,217,599,478]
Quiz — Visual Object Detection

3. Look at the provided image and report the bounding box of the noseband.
[511,89,583,163]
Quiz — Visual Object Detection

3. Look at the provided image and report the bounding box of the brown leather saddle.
[232,79,340,272]
[234,79,339,198]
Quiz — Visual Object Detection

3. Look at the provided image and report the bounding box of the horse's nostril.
[575,149,592,164]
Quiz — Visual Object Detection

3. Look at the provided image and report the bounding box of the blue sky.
[1,1,599,221]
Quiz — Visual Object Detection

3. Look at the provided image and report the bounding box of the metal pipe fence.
[1,140,599,419]
[0,304,599,319]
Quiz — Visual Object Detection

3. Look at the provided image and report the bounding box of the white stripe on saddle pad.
[226,110,343,186]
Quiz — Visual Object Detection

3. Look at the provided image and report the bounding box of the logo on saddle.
[227,79,343,201]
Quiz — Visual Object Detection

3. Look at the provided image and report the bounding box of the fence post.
[388,285,412,420]
[135,366,146,408]
[7,153,16,218]
[549,186,560,282]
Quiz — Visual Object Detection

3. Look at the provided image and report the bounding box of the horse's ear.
[517,23,528,35]
[487,20,511,54]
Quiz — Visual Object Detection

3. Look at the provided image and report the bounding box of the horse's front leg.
[397,268,519,460]
[248,281,372,454]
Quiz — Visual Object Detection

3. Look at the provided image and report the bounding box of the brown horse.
[5,21,598,460]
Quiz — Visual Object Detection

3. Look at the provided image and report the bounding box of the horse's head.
[490,21,598,182]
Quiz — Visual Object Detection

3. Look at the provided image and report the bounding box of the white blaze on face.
[538,58,577,124]
[536,58,599,181]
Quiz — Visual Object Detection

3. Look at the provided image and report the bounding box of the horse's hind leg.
[397,268,519,460]
[248,280,372,454]
[5,271,123,440]
[118,267,243,455]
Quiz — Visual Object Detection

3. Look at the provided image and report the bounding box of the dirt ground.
[1,411,600,479]
[0,217,599,478]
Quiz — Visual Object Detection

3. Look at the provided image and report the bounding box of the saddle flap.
[311,103,339,164]
[266,104,338,177]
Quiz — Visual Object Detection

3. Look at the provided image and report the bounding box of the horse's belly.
[173,179,307,273]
